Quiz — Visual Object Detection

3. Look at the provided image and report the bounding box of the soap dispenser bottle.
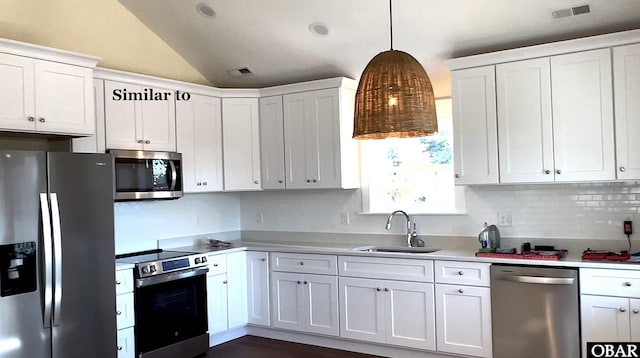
[478,222,490,250]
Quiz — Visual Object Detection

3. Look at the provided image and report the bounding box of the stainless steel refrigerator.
[0,150,117,358]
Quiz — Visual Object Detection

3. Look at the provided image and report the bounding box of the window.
[360,98,465,214]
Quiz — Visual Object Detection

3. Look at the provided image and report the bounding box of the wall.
[114,193,240,254]
[0,0,211,85]
[239,182,640,244]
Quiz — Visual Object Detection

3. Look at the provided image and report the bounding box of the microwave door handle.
[40,193,53,328]
[169,160,177,191]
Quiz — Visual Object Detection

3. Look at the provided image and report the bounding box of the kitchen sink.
[352,246,441,254]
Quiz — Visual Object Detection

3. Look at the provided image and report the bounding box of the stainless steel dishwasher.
[491,265,580,358]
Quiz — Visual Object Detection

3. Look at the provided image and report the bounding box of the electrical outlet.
[341,212,350,225]
[256,212,263,224]
[498,212,512,227]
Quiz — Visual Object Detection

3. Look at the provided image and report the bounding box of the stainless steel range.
[116,250,210,358]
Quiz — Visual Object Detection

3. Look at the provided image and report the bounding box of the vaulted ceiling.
[120,0,640,97]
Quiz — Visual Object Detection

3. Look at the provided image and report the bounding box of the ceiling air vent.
[552,4,591,19]
[227,67,254,77]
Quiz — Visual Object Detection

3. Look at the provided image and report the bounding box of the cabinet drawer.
[434,261,490,286]
[117,326,135,358]
[115,268,134,295]
[116,292,135,330]
[338,256,434,282]
[207,253,227,276]
[580,268,640,297]
[271,252,338,275]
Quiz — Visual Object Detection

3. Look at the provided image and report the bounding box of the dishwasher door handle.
[498,275,574,285]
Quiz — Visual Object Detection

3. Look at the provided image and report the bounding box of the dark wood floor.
[206,335,380,358]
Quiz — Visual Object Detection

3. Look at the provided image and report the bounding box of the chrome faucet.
[385,210,422,247]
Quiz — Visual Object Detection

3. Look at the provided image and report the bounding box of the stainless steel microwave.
[109,150,183,201]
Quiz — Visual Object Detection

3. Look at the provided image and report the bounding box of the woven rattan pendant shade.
[352,0,438,139]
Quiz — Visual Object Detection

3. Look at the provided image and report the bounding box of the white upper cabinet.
[550,49,615,182]
[259,96,286,189]
[452,66,499,185]
[0,48,96,136]
[222,97,261,191]
[103,80,177,152]
[614,43,640,180]
[177,94,223,192]
[497,58,554,183]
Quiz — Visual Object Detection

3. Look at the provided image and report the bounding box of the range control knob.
[141,267,149,274]
[149,265,157,273]
[201,256,208,263]
[195,257,201,264]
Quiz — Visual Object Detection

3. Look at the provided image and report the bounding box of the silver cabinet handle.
[458,271,464,275]
[28,116,35,122]
[620,308,627,312]
[116,310,122,315]
[497,275,574,285]
[545,169,551,174]
[458,289,464,293]
[145,140,150,144]
[116,281,122,285]
[39,117,45,123]
[620,167,627,172]
[137,140,144,144]
[625,282,632,287]
[455,174,461,178]
[633,309,639,314]
[556,169,562,174]
[117,346,123,351]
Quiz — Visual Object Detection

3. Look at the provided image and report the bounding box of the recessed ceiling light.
[309,22,329,36]
[196,3,216,18]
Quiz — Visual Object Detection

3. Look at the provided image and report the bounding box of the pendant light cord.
[389,0,393,50]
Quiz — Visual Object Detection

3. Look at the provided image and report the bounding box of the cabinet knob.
[223,280,228,284]
[633,309,639,314]
[117,346,123,351]
[39,117,45,123]
[300,261,304,266]
[116,310,122,315]
[203,182,207,185]
[384,288,389,292]
[312,179,317,183]
[254,180,259,184]
[115,280,121,285]
[620,307,627,312]
[458,271,464,275]
[197,182,202,186]
[455,174,461,179]
[306,179,311,183]
[304,281,308,285]
[297,281,301,284]
[27,116,35,122]
[137,140,144,144]
[261,258,266,262]
[625,281,632,287]
[278,180,283,183]
[213,263,218,267]
[458,289,464,294]
[376,288,381,291]
[620,167,627,172]
[545,169,551,174]
[145,140,150,144]
[556,169,562,174]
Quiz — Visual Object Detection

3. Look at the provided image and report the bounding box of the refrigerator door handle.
[50,193,63,327]
[40,193,53,328]
[169,160,178,191]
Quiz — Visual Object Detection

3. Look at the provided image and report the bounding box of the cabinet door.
[207,273,229,335]
[177,94,223,192]
[222,98,261,190]
[551,49,615,182]
[139,87,176,151]
[116,327,135,358]
[0,53,35,131]
[581,295,630,357]
[246,252,270,326]
[338,277,385,344]
[271,272,305,331]
[226,251,247,329]
[259,96,286,189]
[435,284,492,357]
[630,299,640,341]
[73,79,106,153]
[116,292,135,330]
[34,61,94,135]
[304,274,339,336]
[284,89,341,189]
[497,58,554,183]
[385,281,436,351]
[451,66,499,184]
[614,43,640,180]
[104,81,143,150]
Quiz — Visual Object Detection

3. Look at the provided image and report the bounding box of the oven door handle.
[135,267,209,288]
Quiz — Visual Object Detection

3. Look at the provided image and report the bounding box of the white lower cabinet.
[206,252,247,339]
[339,276,436,350]
[115,267,134,357]
[116,327,135,358]
[246,251,270,326]
[271,271,339,336]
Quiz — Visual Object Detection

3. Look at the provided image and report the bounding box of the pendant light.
[353,0,438,139]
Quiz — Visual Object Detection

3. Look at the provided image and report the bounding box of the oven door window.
[135,274,207,354]
[114,158,182,193]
